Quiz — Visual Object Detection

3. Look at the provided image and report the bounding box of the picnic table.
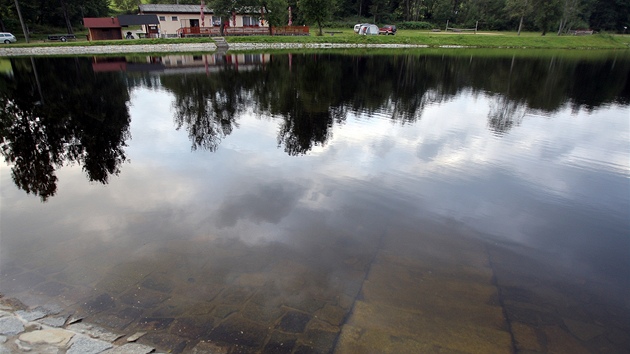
[325,31,342,36]
[47,34,76,42]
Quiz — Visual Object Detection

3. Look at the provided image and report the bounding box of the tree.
[504,0,533,35]
[299,0,336,35]
[533,0,560,35]
[112,0,142,13]
[369,0,388,22]
[209,0,239,35]
[259,0,289,34]
[589,0,630,32]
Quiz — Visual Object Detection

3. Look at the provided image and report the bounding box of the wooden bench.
[570,30,593,36]
[47,34,76,42]
[325,31,342,36]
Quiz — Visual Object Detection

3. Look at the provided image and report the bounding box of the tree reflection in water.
[0,57,131,201]
[1,52,628,200]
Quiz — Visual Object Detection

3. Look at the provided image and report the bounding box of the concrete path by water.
[336,225,513,353]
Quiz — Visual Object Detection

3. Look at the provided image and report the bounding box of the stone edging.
[0,296,162,354]
[0,42,438,57]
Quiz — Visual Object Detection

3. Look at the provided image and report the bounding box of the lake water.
[1,50,629,353]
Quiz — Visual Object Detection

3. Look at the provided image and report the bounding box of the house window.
[159,16,166,21]
[212,16,221,26]
[243,16,251,26]
[171,16,178,21]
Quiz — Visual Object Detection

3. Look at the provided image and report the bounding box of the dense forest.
[0,0,627,36]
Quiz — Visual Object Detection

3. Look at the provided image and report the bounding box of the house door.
[190,19,199,27]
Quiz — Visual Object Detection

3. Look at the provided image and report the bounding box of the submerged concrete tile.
[278,311,311,333]
[563,318,606,341]
[83,293,116,313]
[302,319,341,354]
[242,302,284,324]
[212,305,240,319]
[33,281,70,297]
[169,316,215,339]
[335,324,437,354]
[314,304,347,326]
[141,275,174,293]
[543,326,590,354]
[120,288,169,308]
[2,272,46,293]
[143,332,189,353]
[206,315,269,348]
[263,331,297,354]
[190,340,229,353]
[94,274,142,296]
[342,301,512,353]
[511,321,542,352]
[136,317,174,331]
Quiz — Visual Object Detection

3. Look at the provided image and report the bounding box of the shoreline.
[0,295,163,354]
[0,42,445,57]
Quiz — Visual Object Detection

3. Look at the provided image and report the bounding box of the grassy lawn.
[5,29,629,50]
[226,29,630,49]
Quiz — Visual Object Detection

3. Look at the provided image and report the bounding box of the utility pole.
[14,0,29,43]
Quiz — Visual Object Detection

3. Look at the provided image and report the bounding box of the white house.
[138,4,267,37]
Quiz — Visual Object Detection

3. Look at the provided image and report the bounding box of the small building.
[84,15,160,40]
[138,4,267,37]
[83,17,122,41]
[118,14,160,38]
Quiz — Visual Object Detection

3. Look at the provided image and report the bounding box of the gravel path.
[0,42,431,57]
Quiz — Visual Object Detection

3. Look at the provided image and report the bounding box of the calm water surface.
[1,51,629,353]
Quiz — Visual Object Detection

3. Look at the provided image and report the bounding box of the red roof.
[83,17,121,28]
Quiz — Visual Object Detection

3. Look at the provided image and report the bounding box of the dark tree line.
[153,52,629,156]
[1,0,627,35]
[0,0,109,33]
[1,53,628,199]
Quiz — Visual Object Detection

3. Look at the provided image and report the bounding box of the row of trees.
[1,52,628,199]
[0,0,109,34]
[0,0,627,36]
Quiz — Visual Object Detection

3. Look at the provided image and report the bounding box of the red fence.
[178,26,309,37]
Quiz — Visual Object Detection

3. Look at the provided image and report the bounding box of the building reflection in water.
[91,53,270,74]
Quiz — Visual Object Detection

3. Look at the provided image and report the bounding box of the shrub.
[396,21,435,30]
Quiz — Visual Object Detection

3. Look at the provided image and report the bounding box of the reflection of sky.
[2,86,629,289]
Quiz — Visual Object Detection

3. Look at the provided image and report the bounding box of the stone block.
[0,316,24,335]
[18,328,74,346]
[67,336,113,354]
[103,343,155,354]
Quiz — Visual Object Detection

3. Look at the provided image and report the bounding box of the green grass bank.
[4,30,630,50]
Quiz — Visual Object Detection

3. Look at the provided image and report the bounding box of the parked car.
[358,24,379,35]
[379,25,397,35]
[354,23,369,33]
[0,32,17,44]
